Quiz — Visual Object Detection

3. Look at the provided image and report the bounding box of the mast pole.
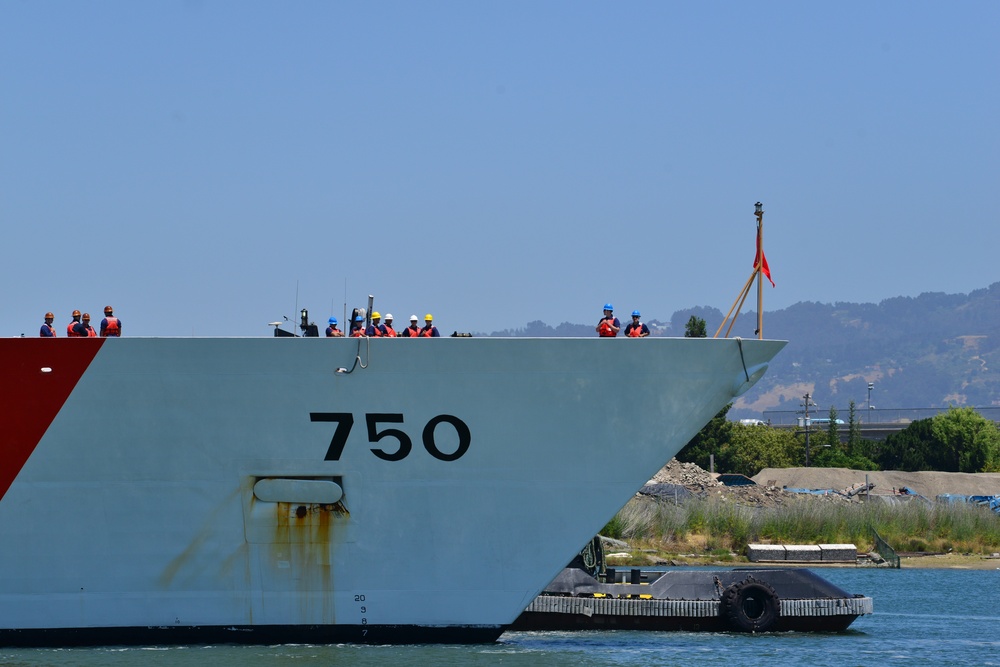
[755,202,764,340]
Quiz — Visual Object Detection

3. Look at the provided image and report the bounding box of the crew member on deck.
[40,312,56,337]
[624,310,650,338]
[596,303,620,337]
[351,315,366,337]
[366,312,384,337]
[67,310,83,337]
[100,306,121,337]
[74,313,97,337]
[401,315,420,337]
[419,314,440,337]
[382,314,397,337]
[325,317,343,337]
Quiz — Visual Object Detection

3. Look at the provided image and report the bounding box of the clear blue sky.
[2,2,997,337]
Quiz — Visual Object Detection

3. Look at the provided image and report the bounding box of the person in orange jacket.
[74,313,97,337]
[623,310,650,337]
[67,310,83,337]
[382,314,397,337]
[401,315,420,337]
[596,304,620,337]
[100,305,122,337]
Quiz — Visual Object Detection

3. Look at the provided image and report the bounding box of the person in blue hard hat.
[624,310,650,338]
[350,314,366,337]
[596,303,620,337]
[325,316,343,337]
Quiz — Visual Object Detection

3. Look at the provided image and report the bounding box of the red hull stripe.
[0,339,104,502]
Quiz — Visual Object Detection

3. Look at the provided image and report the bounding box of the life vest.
[366,324,383,337]
[351,328,365,338]
[41,324,56,337]
[403,326,419,337]
[67,321,82,337]
[598,318,618,337]
[82,325,97,337]
[383,325,397,337]
[102,317,121,337]
[325,326,342,337]
[419,326,435,337]
[626,322,644,337]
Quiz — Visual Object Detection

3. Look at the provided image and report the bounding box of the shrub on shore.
[605,495,1000,556]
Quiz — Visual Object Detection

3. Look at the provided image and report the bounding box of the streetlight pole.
[867,382,874,423]
[802,392,816,467]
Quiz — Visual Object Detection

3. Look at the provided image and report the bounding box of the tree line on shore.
[677,404,1000,478]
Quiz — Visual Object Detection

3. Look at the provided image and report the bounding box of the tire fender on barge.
[720,576,780,633]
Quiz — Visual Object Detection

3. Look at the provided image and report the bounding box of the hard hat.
[82,313,91,320]
[355,315,364,322]
[603,303,613,311]
[45,312,54,319]
[328,317,337,325]
[385,313,393,320]
[104,306,113,314]
[410,315,418,321]
[425,314,433,321]
[632,310,641,317]
[72,310,81,317]
[372,311,381,320]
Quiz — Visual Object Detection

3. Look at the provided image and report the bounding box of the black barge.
[512,566,873,633]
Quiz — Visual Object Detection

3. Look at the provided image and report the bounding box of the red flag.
[755,236,775,287]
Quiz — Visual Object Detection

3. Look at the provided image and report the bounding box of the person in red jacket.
[40,312,56,337]
[67,310,83,337]
[596,304,620,337]
[100,305,122,337]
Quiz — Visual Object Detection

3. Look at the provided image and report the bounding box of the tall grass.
[611,496,1000,555]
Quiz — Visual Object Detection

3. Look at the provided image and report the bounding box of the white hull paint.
[0,336,783,644]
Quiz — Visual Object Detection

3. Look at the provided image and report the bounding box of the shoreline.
[609,551,1000,570]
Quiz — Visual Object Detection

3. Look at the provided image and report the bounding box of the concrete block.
[819,543,857,562]
[746,544,786,562]
[784,544,822,562]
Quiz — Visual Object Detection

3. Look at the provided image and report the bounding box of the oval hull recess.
[0,335,785,646]
[254,478,344,504]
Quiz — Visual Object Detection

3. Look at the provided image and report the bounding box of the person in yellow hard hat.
[419,314,440,337]
[40,312,56,337]
[67,310,83,337]
[365,312,384,337]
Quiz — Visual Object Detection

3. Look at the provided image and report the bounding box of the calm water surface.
[3,567,998,667]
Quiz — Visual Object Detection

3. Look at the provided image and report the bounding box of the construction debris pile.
[645,459,858,509]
